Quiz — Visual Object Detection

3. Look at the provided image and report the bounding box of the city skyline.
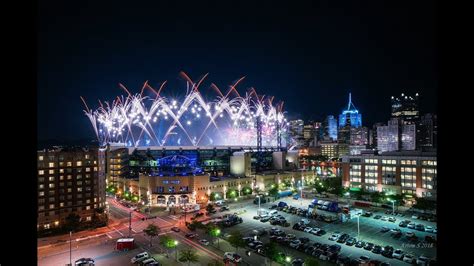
[38,1,436,141]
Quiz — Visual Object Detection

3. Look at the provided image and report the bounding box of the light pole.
[387,198,395,215]
[174,240,179,261]
[215,229,221,248]
[357,215,360,240]
[69,231,72,266]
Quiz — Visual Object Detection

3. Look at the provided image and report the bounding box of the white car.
[141,258,157,265]
[406,232,416,238]
[381,216,389,221]
[329,233,340,241]
[411,214,419,219]
[424,226,434,232]
[269,210,278,216]
[289,240,301,248]
[392,249,404,259]
[75,258,95,266]
[310,228,320,235]
[224,252,242,263]
[407,222,416,229]
[131,252,149,263]
[304,227,313,233]
[301,219,310,225]
[416,255,430,265]
[199,239,210,246]
[403,254,416,263]
[359,256,370,263]
[319,252,329,260]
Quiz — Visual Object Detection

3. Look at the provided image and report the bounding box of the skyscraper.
[324,115,338,141]
[377,118,416,153]
[339,93,362,128]
[391,93,420,123]
[417,113,437,149]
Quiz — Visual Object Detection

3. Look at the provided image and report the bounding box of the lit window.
[39,191,44,196]
[60,175,64,180]
[77,187,83,192]
[44,224,50,229]
[49,176,55,181]
[59,169,64,173]
[77,161,82,166]
[38,170,44,175]
[60,202,64,207]
[39,156,44,161]
[85,154,90,159]
[67,188,72,193]
[49,169,54,174]
[86,168,90,172]
[86,206,90,210]
[49,162,55,168]
[49,183,55,188]
[49,204,55,209]
[54,221,59,226]
[67,162,72,167]
[39,184,44,189]
[86,216,92,221]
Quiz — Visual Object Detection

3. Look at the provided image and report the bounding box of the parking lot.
[212,196,436,265]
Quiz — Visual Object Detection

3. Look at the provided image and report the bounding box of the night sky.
[38,0,437,142]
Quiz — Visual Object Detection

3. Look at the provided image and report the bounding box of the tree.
[263,242,279,261]
[226,189,238,199]
[412,197,436,210]
[206,204,215,213]
[370,191,386,203]
[227,230,246,252]
[209,192,220,202]
[160,235,178,257]
[268,185,279,201]
[241,186,252,195]
[64,213,81,232]
[143,223,159,247]
[179,249,199,266]
[304,257,320,266]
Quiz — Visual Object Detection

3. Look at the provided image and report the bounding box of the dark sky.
[38,0,437,141]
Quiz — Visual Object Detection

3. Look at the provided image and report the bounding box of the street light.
[174,240,179,261]
[285,256,291,263]
[387,198,395,215]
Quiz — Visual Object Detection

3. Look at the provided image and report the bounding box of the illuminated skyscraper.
[339,93,362,128]
[391,93,420,123]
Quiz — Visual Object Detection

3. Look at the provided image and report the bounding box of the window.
[49,197,55,202]
[59,169,64,173]
[86,216,92,221]
[77,181,83,186]
[39,155,44,161]
[59,162,64,167]
[77,175,82,179]
[76,161,82,166]
[38,170,45,175]
[60,182,64,187]
[86,199,90,204]
[44,224,50,229]
[67,188,72,193]
[85,154,90,159]
[38,199,45,204]
[77,187,83,192]
[49,162,55,168]
[67,175,72,180]
[39,191,44,196]
[86,206,90,210]
[39,184,44,189]
[401,167,416,188]
[86,168,90,172]
[49,204,55,209]
[49,176,55,181]
[67,162,72,167]
[422,160,437,166]
[49,190,55,195]
[364,159,378,164]
[38,177,44,182]
[49,183,55,188]
[49,169,54,174]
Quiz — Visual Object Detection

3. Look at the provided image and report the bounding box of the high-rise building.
[350,126,369,145]
[391,93,420,123]
[303,124,317,147]
[324,115,338,141]
[288,119,305,147]
[417,113,437,149]
[377,118,416,153]
[369,122,384,148]
[339,93,362,128]
[37,147,107,232]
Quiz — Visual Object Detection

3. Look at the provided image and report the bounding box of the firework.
[82,72,288,147]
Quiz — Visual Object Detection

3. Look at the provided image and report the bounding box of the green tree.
[209,192,221,202]
[412,197,436,210]
[206,203,215,213]
[370,191,386,203]
[241,186,252,195]
[227,230,246,252]
[263,242,279,262]
[226,189,238,199]
[304,257,320,266]
[160,235,178,257]
[179,249,199,266]
[64,213,81,232]
[143,223,159,247]
[268,185,279,201]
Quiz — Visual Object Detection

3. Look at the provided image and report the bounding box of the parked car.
[364,242,374,251]
[388,217,397,222]
[381,216,389,221]
[171,227,180,232]
[289,240,302,248]
[373,215,382,219]
[131,252,149,264]
[415,224,425,231]
[416,255,430,265]
[355,241,365,248]
[345,237,356,246]
[403,254,416,263]
[424,226,434,233]
[75,258,95,266]
[316,229,327,236]
[381,246,394,258]
[223,252,242,263]
[141,258,158,265]
[372,245,382,254]
[407,222,416,229]
[329,233,340,241]
[362,211,373,217]
[381,226,390,233]
[392,249,404,259]
[199,239,210,246]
